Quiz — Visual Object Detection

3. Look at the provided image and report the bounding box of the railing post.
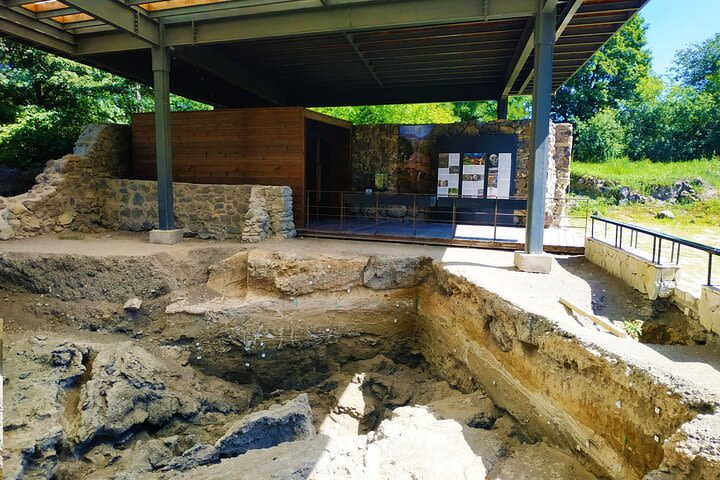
[451,196,456,238]
[340,191,344,228]
[306,190,310,228]
[412,194,417,237]
[493,197,499,241]
[658,238,663,264]
[375,192,379,234]
[652,237,657,263]
[709,253,714,286]
[591,216,595,238]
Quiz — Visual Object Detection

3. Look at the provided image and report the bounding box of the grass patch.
[570,196,720,232]
[571,157,720,194]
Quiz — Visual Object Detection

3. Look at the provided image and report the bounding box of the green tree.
[552,15,651,123]
[0,38,210,170]
[312,103,457,124]
[452,97,531,122]
[573,108,627,162]
[673,33,720,89]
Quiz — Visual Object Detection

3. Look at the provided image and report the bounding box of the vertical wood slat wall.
[131,107,310,228]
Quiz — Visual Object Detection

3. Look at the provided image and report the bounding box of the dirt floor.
[2,232,720,479]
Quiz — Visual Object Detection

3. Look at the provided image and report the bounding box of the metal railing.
[590,215,719,286]
[300,190,589,248]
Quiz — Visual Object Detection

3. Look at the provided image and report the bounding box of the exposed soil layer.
[1,238,719,479]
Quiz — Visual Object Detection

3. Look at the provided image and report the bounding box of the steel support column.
[151,45,174,230]
[525,0,555,254]
[497,97,509,120]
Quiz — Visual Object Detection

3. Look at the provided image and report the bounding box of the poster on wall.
[486,152,512,198]
[437,152,460,196]
[399,125,435,193]
[461,153,486,197]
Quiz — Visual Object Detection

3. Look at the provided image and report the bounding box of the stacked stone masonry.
[0,123,296,242]
[352,120,572,227]
[586,237,720,335]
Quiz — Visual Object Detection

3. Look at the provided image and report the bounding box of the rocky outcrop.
[247,249,368,296]
[164,394,314,472]
[4,337,255,480]
[207,251,249,297]
[72,342,204,445]
[4,340,90,479]
[570,176,718,205]
[363,255,433,289]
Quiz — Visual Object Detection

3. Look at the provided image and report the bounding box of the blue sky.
[641,0,719,78]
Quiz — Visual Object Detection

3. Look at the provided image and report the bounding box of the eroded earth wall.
[415,265,703,479]
[3,245,719,478]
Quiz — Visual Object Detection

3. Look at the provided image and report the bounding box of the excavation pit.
[2,233,719,479]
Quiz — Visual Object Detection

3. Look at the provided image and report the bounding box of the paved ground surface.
[2,232,719,399]
[305,218,586,248]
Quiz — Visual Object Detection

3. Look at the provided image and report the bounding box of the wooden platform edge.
[297,229,586,255]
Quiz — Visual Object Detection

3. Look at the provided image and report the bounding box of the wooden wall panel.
[131,107,307,227]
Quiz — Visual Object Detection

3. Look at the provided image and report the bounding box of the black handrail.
[590,214,719,286]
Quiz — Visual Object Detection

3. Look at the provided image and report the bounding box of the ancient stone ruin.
[0,124,296,241]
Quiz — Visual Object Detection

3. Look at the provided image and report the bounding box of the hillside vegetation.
[572,158,720,193]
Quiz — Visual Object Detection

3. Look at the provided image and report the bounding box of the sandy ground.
[2,232,719,402]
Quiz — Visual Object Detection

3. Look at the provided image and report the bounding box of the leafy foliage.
[673,33,720,89]
[452,97,531,122]
[553,15,652,123]
[0,38,210,170]
[312,103,458,125]
[572,108,627,162]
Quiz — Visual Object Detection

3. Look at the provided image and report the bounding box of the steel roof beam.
[515,0,584,94]
[61,0,160,45]
[3,0,35,6]
[344,32,383,87]
[36,7,81,19]
[0,5,76,45]
[172,46,286,105]
[77,0,535,54]
[0,17,75,53]
[500,17,533,98]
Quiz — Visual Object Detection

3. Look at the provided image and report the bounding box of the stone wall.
[0,123,131,240]
[586,237,720,335]
[585,237,678,300]
[351,120,572,226]
[699,286,720,334]
[553,123,573,223]
[0,123,296,242]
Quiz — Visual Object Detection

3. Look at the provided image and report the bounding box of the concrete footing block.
[514,251,553,274]
[149,229,184,245]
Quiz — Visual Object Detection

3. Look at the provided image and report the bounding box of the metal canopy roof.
[0,0,648,107]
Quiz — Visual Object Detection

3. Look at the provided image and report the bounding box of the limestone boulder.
[4,340,91,479]
[163,406,487,480]
[362,255,433,290]
[164,394,315,472]
[207,251,249,297]
[72,342,205,445]
[247,249,368,296]
[488,443,597,479]
[0,210,14,240]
